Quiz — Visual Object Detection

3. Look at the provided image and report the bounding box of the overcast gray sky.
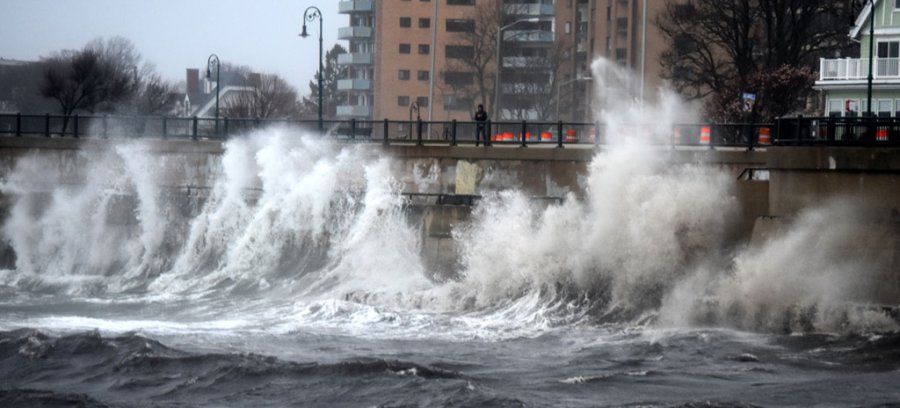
[0,0,340,95]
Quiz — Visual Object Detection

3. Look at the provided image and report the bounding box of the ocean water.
[0,128,897,408]
[1,60,898,407]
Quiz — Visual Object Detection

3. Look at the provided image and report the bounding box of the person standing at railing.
[474,104,490,147]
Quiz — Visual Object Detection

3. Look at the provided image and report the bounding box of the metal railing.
[774,116,900,146]
[1,112,898,148]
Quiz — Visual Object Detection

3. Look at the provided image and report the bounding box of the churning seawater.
[1,60,899,407]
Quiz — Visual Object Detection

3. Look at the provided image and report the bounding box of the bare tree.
[39,37,144,131]
[300,44,348,119]
[223,73,300,119]
[440,0,504,117]
[657,0,858,120]
[133,73,175,116]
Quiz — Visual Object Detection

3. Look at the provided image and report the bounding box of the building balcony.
[502,30,554,43]
[818,57,900,81]
[337,52,373,65]
[502,56,550,68]
[337,105,373,117]
[337,78,372,91]
[339,0,373,13]
[338,26,372,39]
[506,3,554,17]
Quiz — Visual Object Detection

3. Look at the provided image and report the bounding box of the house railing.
[1,113,898,148]
[819,57,900,80]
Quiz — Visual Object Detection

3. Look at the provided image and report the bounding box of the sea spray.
[661,198,899,333]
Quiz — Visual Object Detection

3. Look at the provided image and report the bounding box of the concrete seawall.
[0,136,897,280]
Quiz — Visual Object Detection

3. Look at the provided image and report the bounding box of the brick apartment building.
[337,0,671,123]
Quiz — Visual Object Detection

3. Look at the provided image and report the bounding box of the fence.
[1,113,898,148]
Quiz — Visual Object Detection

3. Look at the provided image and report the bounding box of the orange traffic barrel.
[503,132,513,141]
[491,134,498,142]
[565,128,577,143]
[876,128,888,141]
[758,127,771,145]
[540,132,552,142]
[699,126,711,145]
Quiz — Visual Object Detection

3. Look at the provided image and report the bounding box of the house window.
[418,70,430,81]
[895,0,900,9]
[419,18,430,28]
[399,69,411,80]
[565,21,572,34]
[878,99,892,117]
[400,17,412,27]
[846,99,859,117]
[418,44,430,54]
[877,41,900,76]
[399,96,410,106]
[399,43,411,54]
[417,96,429,107]
[827,99,842,117]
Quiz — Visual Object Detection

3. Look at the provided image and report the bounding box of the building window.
[565,21,571,34]
[446,19,476,32]
[419,18,430,28]
[399,69,411,80]
[399,96,410,106]
[446,45,475,59]
[447,0,475,4]
[443,95,474,111]
[399,43,411,54]
[827,99,842,117]
[444,71,474,86]
[418,44,430,54]
[417,96,429,107]
[400,17,412,28]
[418,70,430,81]
[896,0,900,9]
[878,99,892,118]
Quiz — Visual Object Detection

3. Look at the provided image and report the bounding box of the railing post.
[416,117,423,146]
[351,118,357,139]
[826,115,835,142]
[102,114,108,139]
[746,123,754,151]
[520,120,528,147]
[450,120,457,146]
[45,113,50,137]
[383,118,389,146]
[192,116,198,140]
[595,121,602,146]
[486,120,492,146]
[73,114,79,138]
[557,120,564,148]
[15,113,21,137]
[794,115,802,146]
[162,116,168,139]
[223,117,229,138]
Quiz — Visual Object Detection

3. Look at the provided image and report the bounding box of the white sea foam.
[0,59,895,338]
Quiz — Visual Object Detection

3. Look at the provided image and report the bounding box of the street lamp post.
[207,54,220,135]
[866,0,875,117]
[494,17,546,122]
[300,6,324,132]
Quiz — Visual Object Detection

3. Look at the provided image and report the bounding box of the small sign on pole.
[742,92,756,113]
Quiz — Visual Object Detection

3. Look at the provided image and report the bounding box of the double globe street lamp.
[300,6,324,132]
[207,53,220,135]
